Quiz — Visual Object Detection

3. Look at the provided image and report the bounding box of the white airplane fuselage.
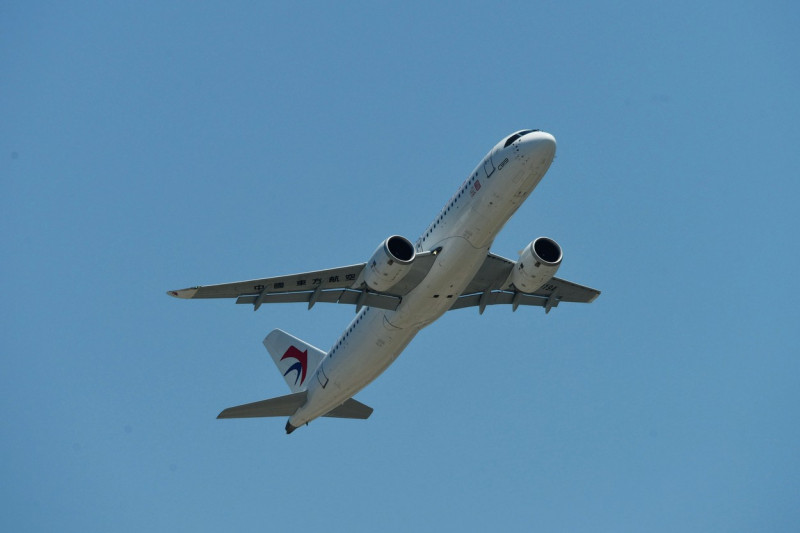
[289,131,557,429]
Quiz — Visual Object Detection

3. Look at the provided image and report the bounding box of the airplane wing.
[451,252,600,314]
[168,252,438,312]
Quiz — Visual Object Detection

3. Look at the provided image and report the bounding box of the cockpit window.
[503,133,522,148]
[503,129,540,148]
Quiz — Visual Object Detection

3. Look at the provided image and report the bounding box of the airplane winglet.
[167,287,199,299]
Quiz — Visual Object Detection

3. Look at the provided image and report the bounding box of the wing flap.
[234,289,401,311]
[450,291,552,311]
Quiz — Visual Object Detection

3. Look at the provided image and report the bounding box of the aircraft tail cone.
[285,421,297,435]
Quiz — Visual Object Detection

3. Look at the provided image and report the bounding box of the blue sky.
[2,2,798,531]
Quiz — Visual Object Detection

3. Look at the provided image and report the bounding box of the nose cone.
[517,130,556,163]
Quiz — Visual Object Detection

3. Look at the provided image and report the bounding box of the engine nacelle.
[512,237,562,293]
[364,235,416,292]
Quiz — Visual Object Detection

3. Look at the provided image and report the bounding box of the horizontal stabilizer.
[217,392,373,420]
[324,398,374,419]
[217,391,307,419]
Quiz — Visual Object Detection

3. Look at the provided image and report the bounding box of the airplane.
[168,129,600,434]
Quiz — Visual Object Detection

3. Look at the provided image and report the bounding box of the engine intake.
[364,235,416,292]
[512,237,562,293]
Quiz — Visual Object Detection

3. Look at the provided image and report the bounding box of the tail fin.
[264,329,326,393]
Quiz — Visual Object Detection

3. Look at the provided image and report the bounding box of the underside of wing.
[460,253,515,295]
[167,252,439,312]
[450,291,552,311]
[452,252,600,313]
[168,264,365,299]
[531,276,601,303]
[235,289,402,311]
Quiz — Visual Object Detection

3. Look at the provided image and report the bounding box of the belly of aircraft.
[389,236,489,329]
[290,237,490,426]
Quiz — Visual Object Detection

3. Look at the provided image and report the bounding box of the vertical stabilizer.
[264,329,326,393]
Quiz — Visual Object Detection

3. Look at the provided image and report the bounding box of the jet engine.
[511,237,562,293]
[363,235,416,292]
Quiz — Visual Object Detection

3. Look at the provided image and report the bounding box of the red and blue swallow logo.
[281,346,308,386]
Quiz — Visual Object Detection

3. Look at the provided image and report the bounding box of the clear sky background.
[2,2,798,531]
